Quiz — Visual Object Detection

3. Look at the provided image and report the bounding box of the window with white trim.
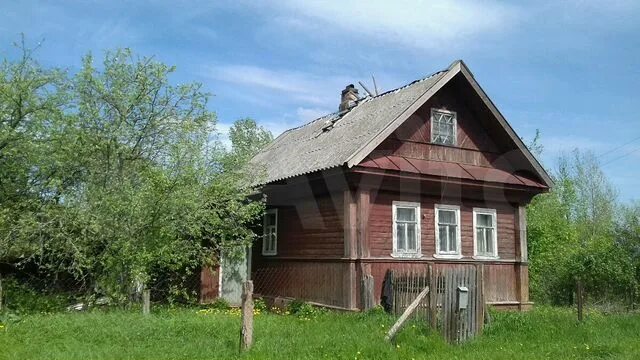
[262,209,277,256]
[435,204,461,257]
[474,208,498,258]
[392,201,421,257]
[431,109,457,146]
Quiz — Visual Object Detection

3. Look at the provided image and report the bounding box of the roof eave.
[456,61,555,188]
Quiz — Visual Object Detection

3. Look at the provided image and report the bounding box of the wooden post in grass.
[576,279,584,322]
[385,286,429,342]
[240,281,254,352]
[428,265,437,330]
[362,274,375,311]
[142,289,151,315]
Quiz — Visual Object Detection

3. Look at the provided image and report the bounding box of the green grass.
[0,306,639,359]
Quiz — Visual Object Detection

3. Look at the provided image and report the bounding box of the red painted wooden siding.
[373,82,510,170]
[368,190,517,260]
[255,193,344,260]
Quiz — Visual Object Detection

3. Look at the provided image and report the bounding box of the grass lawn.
[0,306,639,359]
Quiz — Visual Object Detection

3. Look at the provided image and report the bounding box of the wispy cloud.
[296,107,331,122]
[202,64,354,107]
[263,0,520,51]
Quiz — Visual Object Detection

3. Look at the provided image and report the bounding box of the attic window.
[431,109,457,146]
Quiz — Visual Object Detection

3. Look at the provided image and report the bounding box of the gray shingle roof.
[250,69,448,184]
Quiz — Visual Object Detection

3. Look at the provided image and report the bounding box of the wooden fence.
[387,264,484,344]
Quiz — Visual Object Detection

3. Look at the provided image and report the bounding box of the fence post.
[362,274,375,311]
[477,264,485,334]
[428,265,437,330]
[240,280,254,352]
[576,279,584,322]
[142,289,151,315]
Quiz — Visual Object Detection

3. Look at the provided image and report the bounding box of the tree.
[0,43,270,303]
[0,38,70,265]
[616,202,640,300]
[222,118,273,180]
[527,148,637,304]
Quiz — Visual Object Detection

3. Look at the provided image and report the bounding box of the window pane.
[486,229,494,253]
[267,213,276,226]
[397,223,406,251]
[446,136,453,145]
[444,123,452,136]
[438,210,456,224]
[397,207,416,221]
[439,225,448,251]
[448,225,457,252]
[477,228,485,253]
[407,224,417,251]
[477,213,492,227]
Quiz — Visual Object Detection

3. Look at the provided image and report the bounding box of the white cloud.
[202,64,355,107]
[264,0,519,51]
[296,107,331,122]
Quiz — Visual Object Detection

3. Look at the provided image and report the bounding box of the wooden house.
[248,60,552,311]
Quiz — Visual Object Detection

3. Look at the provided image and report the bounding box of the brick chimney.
[339,84,359,112]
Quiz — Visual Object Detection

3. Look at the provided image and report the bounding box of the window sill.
[391,253,423,259]
[433,254,463,260]
[472,255,499,260]
[262,252,277,256]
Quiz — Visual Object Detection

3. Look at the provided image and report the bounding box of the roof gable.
[251,60,553,188]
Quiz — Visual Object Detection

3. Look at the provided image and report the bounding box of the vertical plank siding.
[252,261,349,308]
[199,265,220,304]
[482,263,518,303]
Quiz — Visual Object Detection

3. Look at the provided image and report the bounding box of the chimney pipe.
[339,84,359,112]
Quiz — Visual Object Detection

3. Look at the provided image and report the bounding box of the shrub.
[363,305,386,316]
[208,298,230,311]
[254,297,267,312]
[1,277,72,314]
[287,300,324,318]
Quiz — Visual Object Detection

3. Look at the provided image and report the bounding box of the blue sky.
[1,1,639,201]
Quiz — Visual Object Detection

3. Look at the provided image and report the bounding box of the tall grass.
[0,306,638,359]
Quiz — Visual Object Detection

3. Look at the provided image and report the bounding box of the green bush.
[286,300,324,318]
[1,277,71,314]
[363,305,386,316]
[207,298,230,311]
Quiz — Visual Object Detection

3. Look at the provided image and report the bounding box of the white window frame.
[473,208,499,259]
[262,209,278,256]
[430,108,457,146]
[391,201,422,258]
[434,204,462,259]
